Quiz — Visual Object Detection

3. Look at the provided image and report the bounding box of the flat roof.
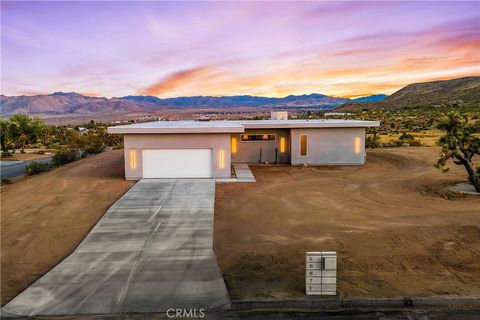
[108,119,380,134]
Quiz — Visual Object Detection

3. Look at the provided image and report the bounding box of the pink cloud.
[139,66,215,96]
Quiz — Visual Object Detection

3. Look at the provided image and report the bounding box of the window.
[300,134,307,156]
[241,134,276,141]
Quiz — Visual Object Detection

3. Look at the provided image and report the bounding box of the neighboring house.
[77,127,89,135]
[108,116,379,179]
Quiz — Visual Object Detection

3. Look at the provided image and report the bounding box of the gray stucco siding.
[290,128,366,165]
[123,133,231,180]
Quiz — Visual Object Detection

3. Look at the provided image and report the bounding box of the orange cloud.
[139,66,214,96]
[80,92,101,97]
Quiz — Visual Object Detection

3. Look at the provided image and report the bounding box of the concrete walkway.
[2,179,230,316]
[233,164,256,182]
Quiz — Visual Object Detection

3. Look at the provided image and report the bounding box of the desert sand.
[0,151,135,305]
[214,148,480,299]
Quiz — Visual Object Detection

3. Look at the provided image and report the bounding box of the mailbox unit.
[305,251,337,295]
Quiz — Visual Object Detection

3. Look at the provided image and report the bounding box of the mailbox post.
[305,251,337,295]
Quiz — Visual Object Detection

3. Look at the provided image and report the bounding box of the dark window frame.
[241,134,276,142]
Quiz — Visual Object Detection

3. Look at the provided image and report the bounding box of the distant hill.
[3,76,477,116]
[0,92,158,115]
[337,76,480,111]
[0,92,350,115]
[122,93,349,108]
[352,94,388,103]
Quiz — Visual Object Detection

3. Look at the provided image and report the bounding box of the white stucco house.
[108,117,380,180]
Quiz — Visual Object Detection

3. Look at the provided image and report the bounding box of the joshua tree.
[436,112,480,192]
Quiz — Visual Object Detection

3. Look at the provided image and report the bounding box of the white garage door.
[142,149,212,178]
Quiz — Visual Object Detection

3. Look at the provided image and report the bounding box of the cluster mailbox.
[305,251,337,295]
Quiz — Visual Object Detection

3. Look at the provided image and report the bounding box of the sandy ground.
[214,148,480,299]
[0,150,135,305]
[2,147,479,306]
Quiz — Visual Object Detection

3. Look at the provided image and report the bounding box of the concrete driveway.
[2,179,230,316]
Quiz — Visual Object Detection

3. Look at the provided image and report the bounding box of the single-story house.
[108,117,380,180]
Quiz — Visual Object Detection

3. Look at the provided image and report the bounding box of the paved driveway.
[0,157,53,179]
[2,179,230,316]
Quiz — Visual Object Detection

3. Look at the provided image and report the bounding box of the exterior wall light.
[130,150,137,169]
[280,137,286,153]
[354,137,361,154]
[219,149,225,169]
[231,137,237,154]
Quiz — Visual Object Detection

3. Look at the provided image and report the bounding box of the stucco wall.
[123,133,231,179]
[231,129,290,164]
[290,128,366,165]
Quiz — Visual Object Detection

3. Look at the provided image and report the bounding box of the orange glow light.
[130,150,137,169]
[219,149,225,169]
[231,137,237,154]
[354,137,361,154]
[280,137,286,153]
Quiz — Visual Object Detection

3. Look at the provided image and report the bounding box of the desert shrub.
[388,139,422,147]
[407,139,423,146]
[393,132,422,147]
[1,151,13,158]
[47,142,62,149]
[35,150,45,154]
[365,134,381,148]
[53,148,79,166]
[84,139,104,154]
[72,132,105,155]
[27,160,51,175]
[1,178,12,184]
[399,132,415,140]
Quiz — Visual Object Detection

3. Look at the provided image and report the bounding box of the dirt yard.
[214,147,480,299]
[0,150,135,305]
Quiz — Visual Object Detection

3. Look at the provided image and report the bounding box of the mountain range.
[2,76,477,116]
[338,76,480,111]
[0,92,385,116]
[351,94,389,103]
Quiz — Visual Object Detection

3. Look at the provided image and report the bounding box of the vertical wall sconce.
[219,149,225,169]
[130,150,137,169]
[354,137,361,154]
[231,137,237,154]
[280,137,286,153]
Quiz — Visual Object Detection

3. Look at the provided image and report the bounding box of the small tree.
[436,112,480,192]
[8,114,45,153]
[0,119,13,154]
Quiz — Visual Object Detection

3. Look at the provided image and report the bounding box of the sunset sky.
[1,1,479,98]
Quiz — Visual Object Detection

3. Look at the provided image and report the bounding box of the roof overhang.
[238,120,380,129]
[107,119,380,134]
[108,122,245,134]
